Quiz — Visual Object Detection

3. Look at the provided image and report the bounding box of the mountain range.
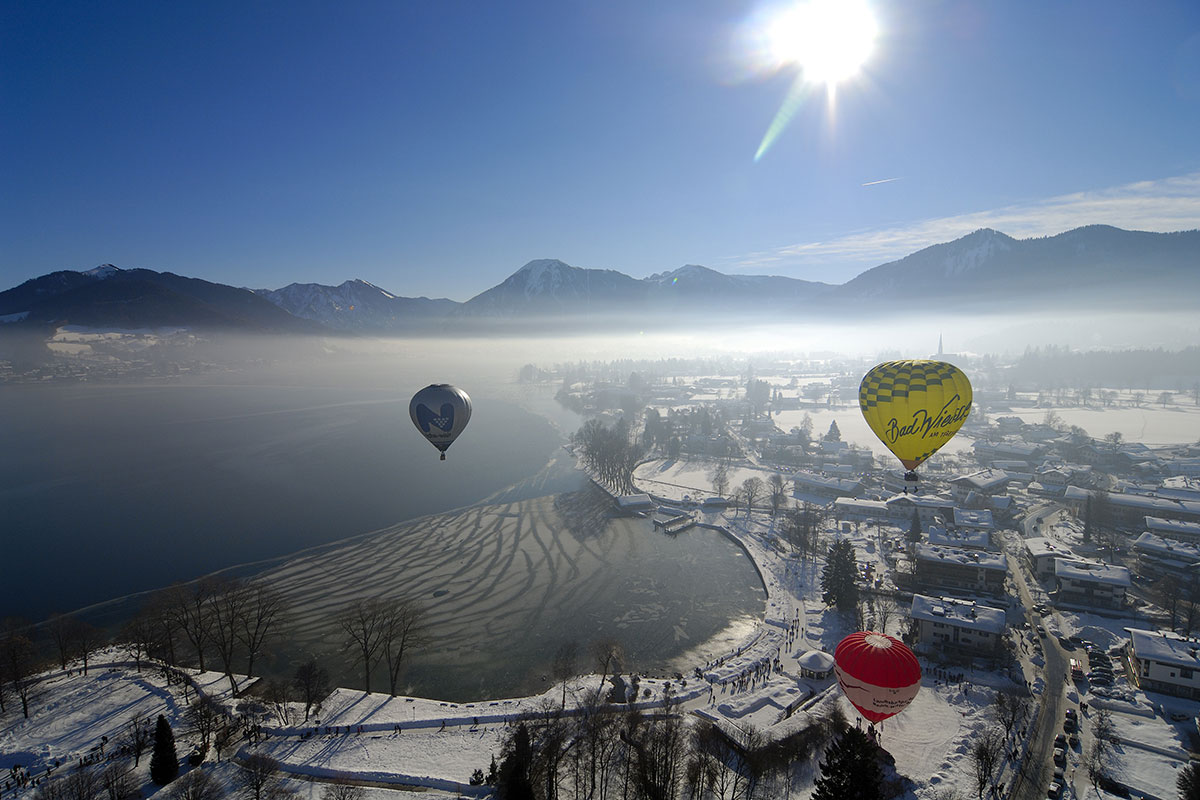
[2,225,1198,334]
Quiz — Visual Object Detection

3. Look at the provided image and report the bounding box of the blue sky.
[3,0,1199,300]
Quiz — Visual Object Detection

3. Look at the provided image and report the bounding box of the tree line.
[484,690,908,800]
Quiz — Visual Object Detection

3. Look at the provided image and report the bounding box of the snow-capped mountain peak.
[84,264,122,279]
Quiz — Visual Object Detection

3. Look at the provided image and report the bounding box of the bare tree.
[993,690,1032,743]
[968,726,1004,800]
[711,462,730,499]
[740,477,763,516]
[292,658,331,721]
[124,712,153,767]
[591,638,624,691]
[320,779,366,800]
[874,595,898,636]
[1,626,40,718]
[380,598,429,696]
[187,694,225,752]
[1156,575,1183,630]
[46,613,85,671]
[237,583,286,678]
[262,678,296,726]
[100,762,137,800]
[238,753,286,800]
[339,599,388,693]
[768,473,789,517]
[119,613,157,673]
[165,581,218,671]
[171,769,222,800]
[552,640,579,709]
[208,578,250,694]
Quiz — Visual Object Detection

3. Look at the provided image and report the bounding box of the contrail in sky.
[861,177,901,186]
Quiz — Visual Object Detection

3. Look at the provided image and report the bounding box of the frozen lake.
[257,485,766,701]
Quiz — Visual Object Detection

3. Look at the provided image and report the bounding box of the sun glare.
[765,0,877,86]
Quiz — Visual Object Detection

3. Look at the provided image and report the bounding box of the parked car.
[1089,676,1113,687]
[1054,733,1067,749]
[1048,780,1064,799]
[1065,708,1078,721]
[1053,747,1066,766]
[1064,718,1078,733]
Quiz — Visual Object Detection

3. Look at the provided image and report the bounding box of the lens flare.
[742,0,879,161]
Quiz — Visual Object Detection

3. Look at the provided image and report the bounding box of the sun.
[764,0,877,87]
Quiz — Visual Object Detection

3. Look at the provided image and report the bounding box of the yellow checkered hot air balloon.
[859,360,972,479]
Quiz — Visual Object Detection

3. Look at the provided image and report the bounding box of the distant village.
[549,349,1200,709]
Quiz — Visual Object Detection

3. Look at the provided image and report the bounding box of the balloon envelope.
[834,631,921,723]
[409,384,472,459]
[859,360,972,471]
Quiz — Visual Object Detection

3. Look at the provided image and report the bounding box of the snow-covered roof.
[617,494,654,509]
[1125,628,1200,669]
[950,469,1010,491]
[911,594,1005,634]
[928,525,990,550]
[797,650,836,671]
[915,544,1007,571]
[833,497,888,513]
[1054,559,1131,587]
[1133,532,1200,564]
[886,494,952,510]
[791,469,861,492]
[953,508,994,529]
[1064,487,1200,519]
[1024,536,1076,560]
[1145,516,1200,540]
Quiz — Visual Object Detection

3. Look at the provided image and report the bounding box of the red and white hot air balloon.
[834,631,921,723]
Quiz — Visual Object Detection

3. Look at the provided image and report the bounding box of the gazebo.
[797,649,836,680]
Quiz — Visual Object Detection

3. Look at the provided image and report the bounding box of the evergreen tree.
[812,727,883,800]
[821,540,859,612]
[496,723,534,800]
[1178,761,1200,800]
[824,420,842,442]
[149,714,179,785]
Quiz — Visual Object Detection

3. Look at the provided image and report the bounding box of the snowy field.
[1003,402,1200,445]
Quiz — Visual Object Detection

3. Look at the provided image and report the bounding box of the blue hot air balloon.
[409,384,472,460]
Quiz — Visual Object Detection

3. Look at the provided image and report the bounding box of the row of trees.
[487,691,901,800]
[117,577,287,694]
[574,418,644,495]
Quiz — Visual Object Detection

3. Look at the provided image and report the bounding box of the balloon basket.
[440,452,446,461]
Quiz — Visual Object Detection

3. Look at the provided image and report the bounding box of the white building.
[910,594,1006,656]
[1023,537,1077,581]
[915,545,1008,595]
[949,469,1011,503]
[1064,486,1200,527]
[1125,628,1200,699]
[1054,559,1131,608]
[928,525,991,551]
[1133,532,1200,578]
[1145,516,1200,545]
